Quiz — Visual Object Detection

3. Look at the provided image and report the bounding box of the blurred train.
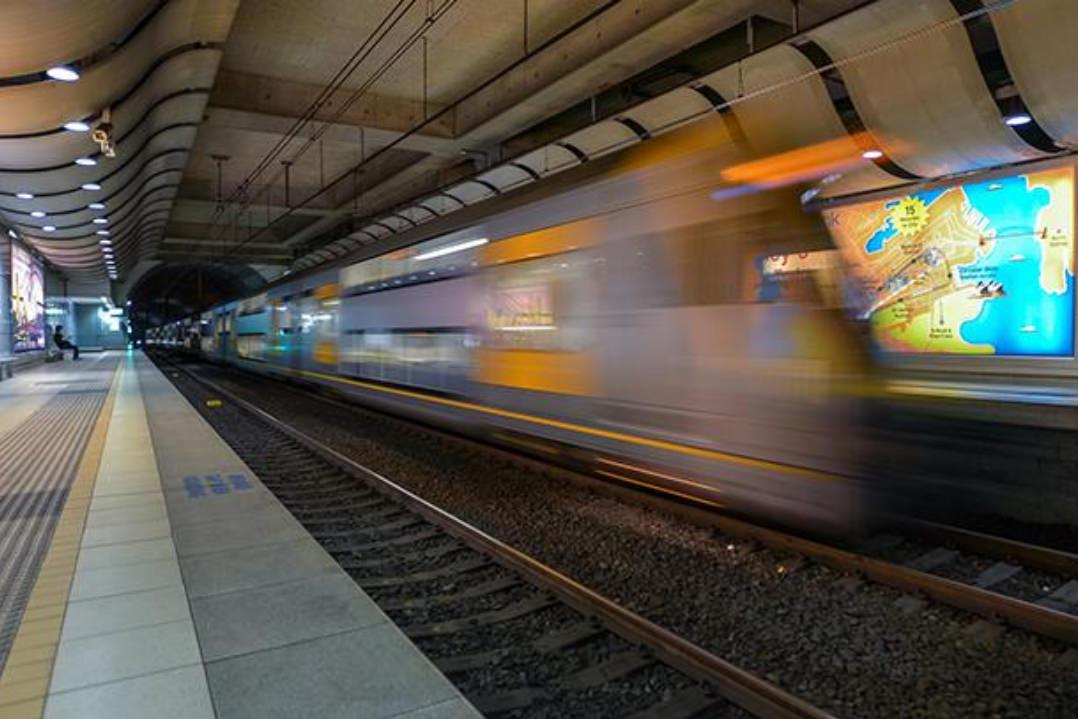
[149,118,888,534]
[152,116,1078,537]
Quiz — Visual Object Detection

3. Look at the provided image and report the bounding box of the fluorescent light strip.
[413,237,488,261]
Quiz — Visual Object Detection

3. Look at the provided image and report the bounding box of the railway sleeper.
[400,594,558,638]
[376,576,523,611]
[353,556,492,588]
[338,540,465,570]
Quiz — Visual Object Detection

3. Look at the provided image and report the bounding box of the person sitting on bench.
[53,324,79,360]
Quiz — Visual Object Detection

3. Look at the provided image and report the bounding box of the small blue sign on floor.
[184,473,253,498]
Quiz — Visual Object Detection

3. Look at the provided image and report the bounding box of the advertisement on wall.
[11,242,45,352]
[824,167,1075,356]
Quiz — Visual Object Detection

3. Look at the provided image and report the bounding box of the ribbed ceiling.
[0,0,240,282]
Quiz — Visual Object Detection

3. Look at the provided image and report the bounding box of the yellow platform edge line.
[0,359,123,715]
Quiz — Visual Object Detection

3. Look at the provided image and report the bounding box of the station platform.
[0,351,480,719]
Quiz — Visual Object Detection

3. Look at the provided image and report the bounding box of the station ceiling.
[0,0,862,304]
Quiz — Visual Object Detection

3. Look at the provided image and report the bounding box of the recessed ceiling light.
[88,202,105,210]
[63,120,91,132]
[15,192,33,200]
[75,157,97,167]
[43,225,56,232]
[46,65,80,82]
[92,217,108,224]
[96,230,110,236]
[30,210,46,218]
[1004,113,1032,127]
[7,229,16,239]
[98,238,112,244]
[861,149,884,160]
[81,183,101,191]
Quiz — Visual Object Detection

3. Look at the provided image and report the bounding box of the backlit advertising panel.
[824,167,1075,356]
[11,242,45,352]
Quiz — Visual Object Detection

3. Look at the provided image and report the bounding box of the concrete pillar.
[0,235,12,357]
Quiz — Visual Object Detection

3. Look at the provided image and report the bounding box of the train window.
[236,334,265,361]
[483,252,594,351]
[344,328,470,391]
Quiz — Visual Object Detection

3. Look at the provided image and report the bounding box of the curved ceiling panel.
[811,0,1040,179]
[475,165,536,195]
[628,86,713,137]
[560,121,640,160]
[0,50,219,163]
[512,145,581,177]
[0,3,233,133]
[0,125,199,196]
[0,0,239,283]
[993,0,1078,147]
[0,1,158,78]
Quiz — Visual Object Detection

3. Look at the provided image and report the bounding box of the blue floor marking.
[184,473,254,498]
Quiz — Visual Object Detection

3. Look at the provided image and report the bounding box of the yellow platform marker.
[0,362,121,718]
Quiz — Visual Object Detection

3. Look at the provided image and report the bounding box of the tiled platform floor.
[0,352,480,719]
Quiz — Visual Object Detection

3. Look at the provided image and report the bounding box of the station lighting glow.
[6,229,16,239]
[75,157,97,167]
[81,183,101,191]
[413,237,489,261]
[92,217,108,224]
[88,202,105,210]
[63,120,91,132]
[498,325,558,332]
[15,192,33,199]
[1004,113,1033,126]
[30,211,46,218]
[46,65,80,82]
[861,149,884,160]
[43,225,56,232]
[96,230,110,236]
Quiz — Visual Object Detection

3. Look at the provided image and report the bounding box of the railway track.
[156,354,832,719]
[152,351,1078,715]
[168,354,1078,650]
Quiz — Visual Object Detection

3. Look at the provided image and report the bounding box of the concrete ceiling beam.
[154,249,292,266]
[171,198,336,227]
[159,235,290,252]
[201,107,462,158]
[210,69,456,139]
[453,0,792,145]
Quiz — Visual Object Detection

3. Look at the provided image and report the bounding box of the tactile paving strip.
[0,392,107,673]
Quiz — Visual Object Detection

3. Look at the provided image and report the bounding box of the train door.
[295,283,339,372]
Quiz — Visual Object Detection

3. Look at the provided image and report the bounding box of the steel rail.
[164,351,1078,651]
[166,358,835,719]
[894,517,1078,579]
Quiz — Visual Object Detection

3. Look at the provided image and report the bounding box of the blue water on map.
[957,176,1075,356]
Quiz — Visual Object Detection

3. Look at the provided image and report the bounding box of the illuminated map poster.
[11,242,45,352]
[824,167,1075,356]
